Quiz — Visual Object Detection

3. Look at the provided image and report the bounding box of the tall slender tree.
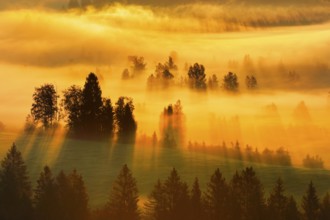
[267,178,288,220]
[204,168,230,220]
[190,177,203,220]
[107,164,140,220]
[320,193,330,220]
[0,144,33,220]
[302,181,320,220]
[115,97,137,139]
[34,166,59,220]
[80,73,103,136]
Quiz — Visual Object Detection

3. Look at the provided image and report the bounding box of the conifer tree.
[267,178,288,220]
[302,181,320,220]
[107,164,140,220]
[0,144,33,220]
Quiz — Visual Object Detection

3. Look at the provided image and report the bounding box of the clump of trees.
[188,141,292,166]
[29,73,137,140]
[147,57,176,89]
[122,56,147,79]
[1,144,330,220]
[303,154,324,169]
[159,100,185,147]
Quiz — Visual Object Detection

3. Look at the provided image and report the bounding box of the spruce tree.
[0,144,33,220]
[267,178,288,220]
[320,193,330,220]
[190,177,203,220]
[34,166,59,220]
[204,168,229,220]
[302,181,320,220]
[107,164,140,220]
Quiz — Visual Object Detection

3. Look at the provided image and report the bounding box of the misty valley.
[1,0,330,219]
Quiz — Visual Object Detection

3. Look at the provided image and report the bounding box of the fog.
[0,2,330,169]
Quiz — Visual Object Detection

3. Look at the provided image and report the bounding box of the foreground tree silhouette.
[320,193,330,220]
[230,167,265,220]
[267,178,288,220]
[223,72,239,92]
[188,63,207,90]
[57,170,89,220]
[31,84,58,128]
[34,166,59,220]
[204,168,230,220]
[106,164,140,220]
[285,196,301,220]
[302,181,320,220]
[190,178,203,220]
[0,144,33,220]
[147,168,189,220]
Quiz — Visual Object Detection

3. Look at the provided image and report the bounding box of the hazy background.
[0,0,330,207]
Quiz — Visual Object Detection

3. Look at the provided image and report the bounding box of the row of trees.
[1,144,330,220]
[30,73,137,139]
[144,58,257,91]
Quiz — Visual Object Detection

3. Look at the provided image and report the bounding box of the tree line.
[28,73,137,140]
[121,56,257,92]
[1,144,330,220]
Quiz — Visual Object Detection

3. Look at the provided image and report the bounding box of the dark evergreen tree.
[31,84,58,128]
[320,193,330,220]
[230,167,265,220]
[115,97,137,138]
[301,181,320,220]
[62,85,83,133]
[285,196,301,220]
[204,168,229,220]
[0,144,33,220]
[223,72,239,92]
[81,73,103,136]
[34,166,59,220]
[190,178,203,220]
[57,170,89,220]
[145,180,167,220]
[267,178,288,220]
[163,168,189,220]
[106,164,140,220]
[188,63,207,90]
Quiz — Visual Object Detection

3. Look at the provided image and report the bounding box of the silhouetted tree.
[31,84,58,128]
[320,193,330,220]
[285,196,301,220]
[146,168,189,220]
[245,75,257,89]
[190,178,203,220]
[34,166,59,220]
[223,72,239,92]
[57,170,89,220]
[267,178,288,220]
[164,168,189,220]
[115,97,137,139]
[62,85,83,133]
[188,63,207,90]
[0,144,33,220]
[204,168,230,220]
[68,0,80,8]
[81,73,103,136]
[230,167,265,220]
[146,180,167,220]
[106,164,140,220]
[166,56,178,71]
[301,181,320,220]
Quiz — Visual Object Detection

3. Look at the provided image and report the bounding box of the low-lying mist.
[0,3,330,168]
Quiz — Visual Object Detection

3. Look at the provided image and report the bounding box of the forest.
[0,143,329,220]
